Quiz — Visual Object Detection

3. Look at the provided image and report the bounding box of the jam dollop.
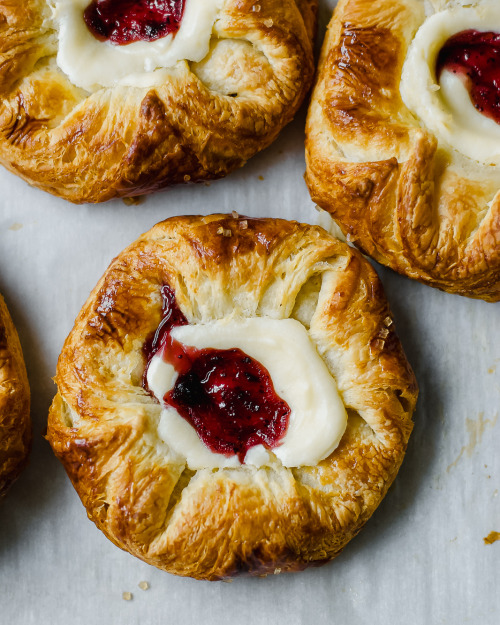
[143,286,290,462]
[84,0,185,45]
[436,29,500,125]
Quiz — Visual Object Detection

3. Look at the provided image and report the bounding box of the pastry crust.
[47,215,417,580]
[0,0,316,203]
[305,0,500,302]
[0,294,30,498]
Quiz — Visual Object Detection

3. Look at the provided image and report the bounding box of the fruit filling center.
[143,286,290,462]
[84,0,185,45]
[436,29,500,124]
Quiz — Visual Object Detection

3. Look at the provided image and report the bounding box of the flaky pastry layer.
[0,0,316,203]
[47,215,417,580]
[305,0,500,301]
[0,294,30,498]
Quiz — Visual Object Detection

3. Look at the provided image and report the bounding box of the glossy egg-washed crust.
[0,294,30,498]
[0,0,316,203]
[305,0,500,302]
[47,215,417,580]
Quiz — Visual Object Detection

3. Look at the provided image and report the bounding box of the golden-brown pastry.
[47,215,417,580]
[0,0,316,204]
[0,294,30,498]
[305,0,500,302]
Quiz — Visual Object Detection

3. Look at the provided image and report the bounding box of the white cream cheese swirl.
[400,2,500,165]
[48,0,225,90]
[147,317,348,470]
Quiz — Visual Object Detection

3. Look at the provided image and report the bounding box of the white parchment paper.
[0,3,499,623]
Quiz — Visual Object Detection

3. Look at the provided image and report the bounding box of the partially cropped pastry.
[0,294,30,498]
[0,1,316,203]
[47,215,417,580]
[306,0,500,301]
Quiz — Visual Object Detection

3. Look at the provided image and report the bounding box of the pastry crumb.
[273,567,281,575]
[370,339,385,354]
[484,531,500,545]
[258,175,264,181]
[122,592,133,601]
[122,196,144,206]
[138,581,150,591]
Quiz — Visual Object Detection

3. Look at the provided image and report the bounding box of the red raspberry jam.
[143,285,290,462]
[436,30,500,125]
[83,0,185,45]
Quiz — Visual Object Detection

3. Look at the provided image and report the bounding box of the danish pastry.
[305,0,500,301]
[0,0,316,203]
[0,294,30,498]
[47,215,417,580]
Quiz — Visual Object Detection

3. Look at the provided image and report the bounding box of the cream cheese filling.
[147,317,348,470]
[48,0,225,90]
[400,2,500,165]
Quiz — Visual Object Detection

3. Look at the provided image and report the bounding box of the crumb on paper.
[204,182,211,187]
[488,365,496,374]
[138,581,150,591]
[9,222,23,231]
[122,196,145,206]
[122,592,133,601]
[484,531,500,545]
[258,175,264,181]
